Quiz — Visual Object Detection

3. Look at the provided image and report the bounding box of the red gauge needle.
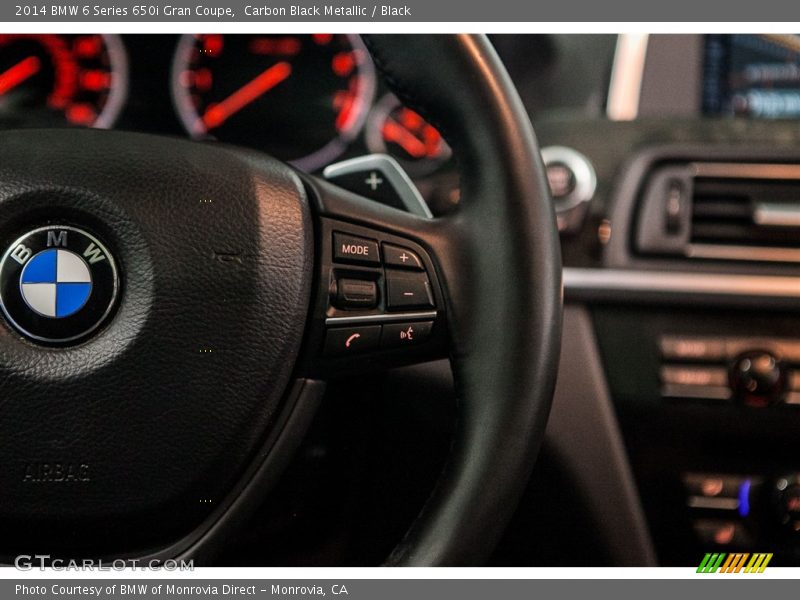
[0,56,41,97]
[202,61,292,130]
[382,118,427,158]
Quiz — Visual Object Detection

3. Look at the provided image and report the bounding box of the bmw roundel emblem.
[0,226,118,343]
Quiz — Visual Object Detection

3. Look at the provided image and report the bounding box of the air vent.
[636,162,800,263]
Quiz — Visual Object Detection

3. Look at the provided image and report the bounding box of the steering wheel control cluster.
[302,216,446,374]
[659,335,800,408]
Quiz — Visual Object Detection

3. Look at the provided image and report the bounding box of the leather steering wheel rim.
[358,34,563,565]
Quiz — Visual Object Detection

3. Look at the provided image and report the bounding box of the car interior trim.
[692,161,800,180]
[95,34,129,129]
[564,267,800,302]
[606,33,649,121]
[325,310,438,326]
[686,244,800,264]
[547,306,658,566]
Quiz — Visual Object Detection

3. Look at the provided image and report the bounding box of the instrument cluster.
[0,34,455,191]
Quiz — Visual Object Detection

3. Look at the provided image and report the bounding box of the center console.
[537,100,800,564]
[592,306,800,564]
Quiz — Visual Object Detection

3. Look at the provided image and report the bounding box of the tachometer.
[365,93,451,176]
[171,34,376,172]
[0,34,127,129]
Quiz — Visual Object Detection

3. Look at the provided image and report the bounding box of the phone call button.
[324,325,381,356]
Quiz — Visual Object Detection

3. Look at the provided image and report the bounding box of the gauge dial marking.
[172,34,376,172]
[366,94,451,177]
[383,118,429,158]
[202,61,292,130]
[0,55,41,96]
[0,34,127,129]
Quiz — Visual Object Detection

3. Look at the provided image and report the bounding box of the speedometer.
[171,34,376,172]
[0,34,127,129]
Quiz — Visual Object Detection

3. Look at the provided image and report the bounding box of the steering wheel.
[0,35,561,566]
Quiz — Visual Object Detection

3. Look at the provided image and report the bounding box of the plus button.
[364,171,384,191]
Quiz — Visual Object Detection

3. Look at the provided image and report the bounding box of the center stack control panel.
[653,334,800,561]
[591,308,800,564]
[681,471,800,556]
[660,336,800,407]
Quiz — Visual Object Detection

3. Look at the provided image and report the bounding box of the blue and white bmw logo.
[0,226,118,343]
[20,248,93,318]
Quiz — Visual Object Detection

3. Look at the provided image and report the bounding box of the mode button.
[333,232,380,265]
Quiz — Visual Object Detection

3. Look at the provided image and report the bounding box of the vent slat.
[691,223,800,246]
[636,161,800,262]
[690,176,800,249]
[691,196,751,220]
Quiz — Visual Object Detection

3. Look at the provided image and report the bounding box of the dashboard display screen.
[703,34,800,118]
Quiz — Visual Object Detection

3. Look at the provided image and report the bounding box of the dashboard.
[0,34,617,218]
[12,33,798,222]
[0,34,460,209]
[530,32,800,567]
[704,34,800,118]
[633,33,800,121]
[8,34,800,190]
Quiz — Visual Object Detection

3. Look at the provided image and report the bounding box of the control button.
[770,340,800,364]
[660,337,727,362]
[790,370,800,391]
[683,473,751,514]
[772,474,800,530]
[386,271,434,309]
[539,146,596,215]
[664,179,686,234]
[687,495,742,512]
[324,325,381,356]
[546,162,576,199]
[382,321,434,349]
[693,519,751,548]
[661,383,731,401]
[329,168,407,211]
[726,338,800,362]
[323,155,432,218]
[786,391,800,405]
[332,232,380,266]
[729,351,788,407]
[660,367,730,401]
[382,243,424,270]
[332,278,378,310]
[684,473,745,500]
[661,366,728,387]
